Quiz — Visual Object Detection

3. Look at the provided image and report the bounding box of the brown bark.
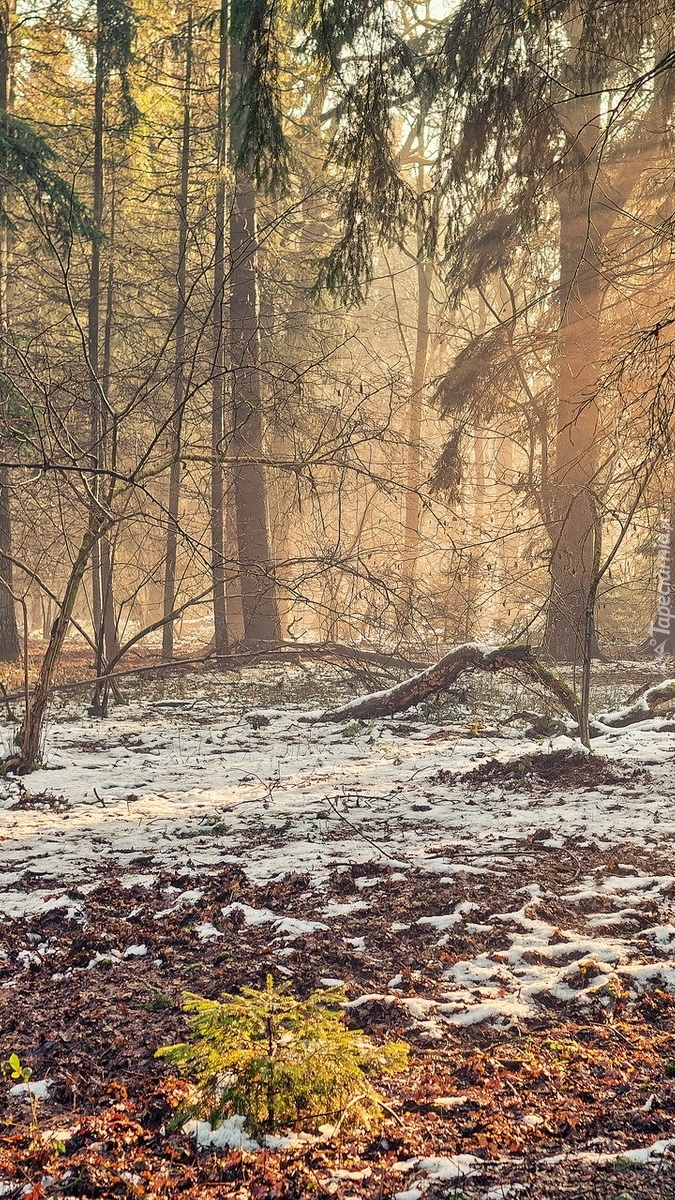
[18,518,101,769]
[464,430,486,637]
[162,9,192,662]
[542,83,650,664]
[229,38,280,647]
[88,3,104,644]
[402,231,432,581]
[99,231,119,672]
[0,0,18,663]
[646,450,675,657]
[88,23,122,717]
[210,0,229,658]
[542,163,603,665]
[317,643,580,724]
[0,465,17,661]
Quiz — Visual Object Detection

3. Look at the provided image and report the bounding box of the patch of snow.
[433,1095,468,1109]
[392,1155,480,1181]
[195,923,222,940]
[322,899,369,917]
[184,1115,259,1151]
[417,912,462,929]
[10,1079,52,1099]
[222,902,327,939]
[545,1137,675,1165]
[86,951,121,969]
[440,999,533,1026]
[484,1187,525,1199]
[347,993,390,1009]
[401,997,439,1019]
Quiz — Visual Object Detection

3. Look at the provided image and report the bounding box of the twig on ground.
[322,796,409,864]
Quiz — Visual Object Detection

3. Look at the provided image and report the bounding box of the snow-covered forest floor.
[1,660,675,1198]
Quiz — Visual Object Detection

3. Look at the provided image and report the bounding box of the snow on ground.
[1,666,675,1029]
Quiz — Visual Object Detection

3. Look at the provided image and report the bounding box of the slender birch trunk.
[162,8,192,661]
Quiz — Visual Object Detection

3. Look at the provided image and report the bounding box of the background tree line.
[1,0,675,762]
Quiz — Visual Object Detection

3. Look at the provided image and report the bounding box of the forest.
[1,0,675,1197]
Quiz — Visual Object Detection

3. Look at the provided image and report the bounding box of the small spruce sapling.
[156,975,408,1135]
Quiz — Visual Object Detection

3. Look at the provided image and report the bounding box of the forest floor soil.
[1,660,674,1198]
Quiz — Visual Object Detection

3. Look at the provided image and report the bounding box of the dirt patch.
[433,747,652,790]
[8,790,71,813]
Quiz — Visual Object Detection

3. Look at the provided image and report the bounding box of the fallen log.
[317,642,581,723]
[597,679,675,728]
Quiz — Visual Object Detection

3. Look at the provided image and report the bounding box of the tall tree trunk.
[542,178,603,664]
[210,0,229,657]
[228,38,280,647]
[162,9,192,661]
[89,3,105,655]
[99,187,119,672]
[0,0,19,663]
[0,465,17,660]
[402,153,432,584]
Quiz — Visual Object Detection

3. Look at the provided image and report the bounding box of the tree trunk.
[210,0,229,658]
[101,227,120,651]
[0,0,19,663]
[401,253,432,580]
[162,9,192,662]
[464,431,485,637]
[228,38,280,647]
[18,517,102,769]
[0,465,17,659]
[542,177,603,664]
[646,451,675,658]
[402,156,432,583]
[89,2,105,653]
